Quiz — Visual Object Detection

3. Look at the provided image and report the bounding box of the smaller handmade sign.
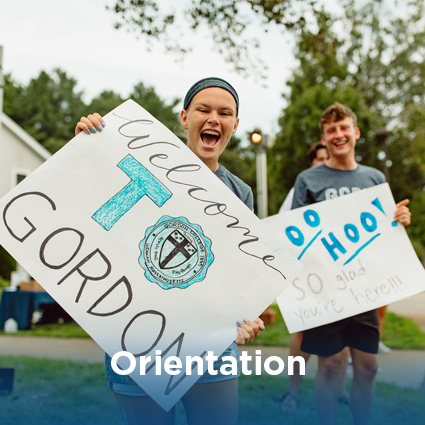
[263,183,425,332]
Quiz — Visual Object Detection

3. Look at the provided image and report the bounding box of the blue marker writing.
[93,155,171,230]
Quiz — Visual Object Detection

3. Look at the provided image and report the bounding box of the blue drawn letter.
[303,209,320,228]
[344,223,360,243]
[321,232,347,261]
[360,212,378,233]
[285,226,305,247]
[93,155,171,230]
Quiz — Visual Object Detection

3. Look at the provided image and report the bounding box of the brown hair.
[319,102,357,133]
[307,142,328,165]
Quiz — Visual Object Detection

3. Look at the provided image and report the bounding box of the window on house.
[16,174,27,184]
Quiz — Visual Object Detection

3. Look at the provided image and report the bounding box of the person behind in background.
[291,102,411,425]
[75,77,264,425]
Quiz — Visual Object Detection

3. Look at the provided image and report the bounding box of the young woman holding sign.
[75,77,264,425]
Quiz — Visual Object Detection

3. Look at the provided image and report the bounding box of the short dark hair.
[308,142,327,165]
[319,102,357,133]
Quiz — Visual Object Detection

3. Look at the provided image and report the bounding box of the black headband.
[183,77,239,116]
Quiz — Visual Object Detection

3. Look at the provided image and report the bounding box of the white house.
[0,45,51,198]
[0,46,51,282]
[0,113,51,197]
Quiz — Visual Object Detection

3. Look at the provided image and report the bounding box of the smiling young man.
[291,103,411,425]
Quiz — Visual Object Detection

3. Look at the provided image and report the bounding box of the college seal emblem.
[139,216,214,290]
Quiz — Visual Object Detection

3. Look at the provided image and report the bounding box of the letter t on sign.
[92,155,171,231]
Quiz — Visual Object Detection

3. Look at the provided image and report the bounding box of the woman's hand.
[234,318,265,345]
[75,113,105,136]
[394,199,411,227]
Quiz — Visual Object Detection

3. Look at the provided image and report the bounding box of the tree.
[3,73,181,153]
[86,90,124,117]
[220,134,256,197]
[0,245,16,282]
[344,0,425,125]
[3,69,86,153]
[129,82,180,133]
[3,74,26,123]
[85,83,180,134]
[108,0,350,79]
[267,0,425,258]
[267,9,382,214]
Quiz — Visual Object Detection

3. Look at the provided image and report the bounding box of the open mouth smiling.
[335,140,347,147]
[201,130,221,148]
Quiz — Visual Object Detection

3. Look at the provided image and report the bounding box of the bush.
[0,276,10,289]
[0,245,16,280]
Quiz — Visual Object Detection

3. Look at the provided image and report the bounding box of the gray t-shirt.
[214,164,254,211]
[292,163,386,209]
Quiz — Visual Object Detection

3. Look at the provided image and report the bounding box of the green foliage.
[0,245,16,281]
[267,7,385,214]
[0,321,90,338]
[252,306,425,350]
[1,356,425,424]
[407,190,425,261]
[0,277,10,290]
[5,306,424,350]
[3,70,181,154]
[2,74,25,119]
[253,305,291,346]
[86,85,180,135]
[0,356,121,425]
[239,374,425,425]
[4,70,86,153]
[108,0,351,79]
[383,312,425,350]
[267,1,425,264]
[129,82,180,133]
[344,0,425,122]
[86,90,124,116]
[219,135,256,197]
[3,1,424,249]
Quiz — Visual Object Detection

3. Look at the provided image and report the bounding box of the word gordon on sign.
[0,100,301,410]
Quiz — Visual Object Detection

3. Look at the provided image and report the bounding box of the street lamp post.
[256,145,268,219]
[250,129,278,324]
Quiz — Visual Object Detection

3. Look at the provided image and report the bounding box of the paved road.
[1,336,425,389]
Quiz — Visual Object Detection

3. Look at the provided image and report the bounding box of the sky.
[0,0,297,140]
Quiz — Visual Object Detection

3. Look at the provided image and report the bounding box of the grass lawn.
[254,306,425,350]
[0,320,90,338]
[2,305,425,350]
[0,356,424,425]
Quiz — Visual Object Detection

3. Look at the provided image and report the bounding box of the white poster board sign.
[264,183,425,333]
[0,100,301,410]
